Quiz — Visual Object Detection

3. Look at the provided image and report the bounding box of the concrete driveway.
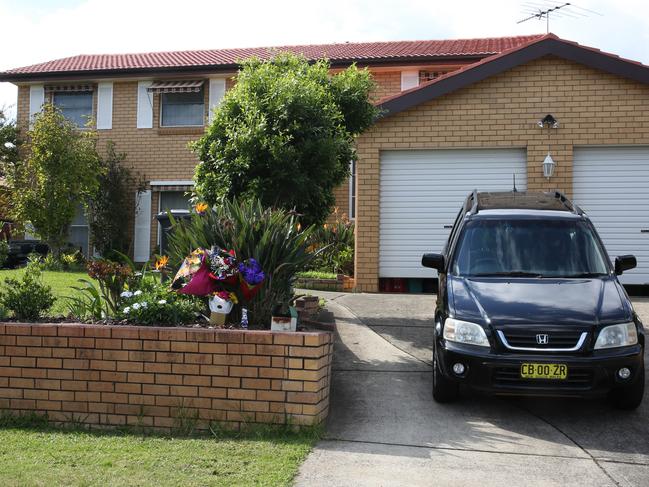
[295,292,649,487]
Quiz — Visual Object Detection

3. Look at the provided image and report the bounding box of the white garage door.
[573,147,649,285]
[379,148,527,278]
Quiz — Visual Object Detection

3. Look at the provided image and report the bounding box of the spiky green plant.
[167,199,317,327]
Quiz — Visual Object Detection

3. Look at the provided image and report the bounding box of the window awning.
[44,84,94,93]
[147,80,204,94]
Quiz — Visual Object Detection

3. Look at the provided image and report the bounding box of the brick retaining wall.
[0,323,334,431]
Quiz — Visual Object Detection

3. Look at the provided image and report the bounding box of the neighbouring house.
[2,34,649,292]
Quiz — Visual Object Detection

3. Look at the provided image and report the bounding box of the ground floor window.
[158,190,192,246]
[159,191,192,212]
[67,205,90,257]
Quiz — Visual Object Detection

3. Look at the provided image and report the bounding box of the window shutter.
[400,71,419,91]
[208,78,226,122]
[133,190,152,262]
[136,81,153,128]
[96,82,113,129]
[29,84,45,125]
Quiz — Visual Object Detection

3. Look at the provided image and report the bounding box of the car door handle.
[641,229,649,233]
[443,225,453,229]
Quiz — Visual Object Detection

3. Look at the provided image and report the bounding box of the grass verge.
[0,412,321,486]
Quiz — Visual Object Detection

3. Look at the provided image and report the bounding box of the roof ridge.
[1,34,547,78]
[49,34,547,60]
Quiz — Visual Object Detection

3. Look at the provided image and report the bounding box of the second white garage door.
[573,146,649,285]
[379,148,528,278]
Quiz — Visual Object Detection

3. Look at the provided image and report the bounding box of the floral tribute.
[171,246,265,327]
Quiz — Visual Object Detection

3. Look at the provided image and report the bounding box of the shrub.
[29,251,86,272]
[66,279,105,321]
[192,53,378,226]
[86,259,133,315]
[0,239,8,268]
[308,214,355,276]
[117,279,202,326]
[0,264,55,319]
[87,142,146,257]
[168,199,317,327]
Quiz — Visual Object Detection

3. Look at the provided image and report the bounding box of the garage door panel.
[379,148,527,278]
[573,146,649,285]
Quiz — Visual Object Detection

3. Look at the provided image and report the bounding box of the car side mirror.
[615,255,637,275]
[422,253,445,272]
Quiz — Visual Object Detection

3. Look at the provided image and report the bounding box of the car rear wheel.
[432,347,459,403]
[609,367,645,410]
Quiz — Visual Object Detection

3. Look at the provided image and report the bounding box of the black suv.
[422,191,645,409]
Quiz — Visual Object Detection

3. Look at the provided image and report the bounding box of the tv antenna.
[517,2,602,33]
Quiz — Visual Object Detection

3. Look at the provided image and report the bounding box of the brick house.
[0,35,540,260]
[2,34,649,292]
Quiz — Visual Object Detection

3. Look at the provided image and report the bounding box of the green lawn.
[296,270,337,280]
[0,423,318,486]
[0,269,90,317]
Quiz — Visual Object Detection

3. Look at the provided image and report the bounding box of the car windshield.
[451,218,610,278]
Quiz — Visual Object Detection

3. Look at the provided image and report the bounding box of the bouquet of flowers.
[206,246,238,285]
[170,246,266,326]
[238,258,266,300]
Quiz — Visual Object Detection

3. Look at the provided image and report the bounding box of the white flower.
[4,142,15,149]
[123,306,131,314]
[133,290,143,296]
[120,291,133,298]
[158,299,167,305]
[132,303,141,310]
[135,272,143,277]
[141,302,148,308]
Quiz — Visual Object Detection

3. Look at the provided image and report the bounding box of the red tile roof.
[377,34,649,116]
[1,35,543,78]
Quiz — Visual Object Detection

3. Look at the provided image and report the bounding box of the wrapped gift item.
[208,293,235,326]
[175,253,218,296]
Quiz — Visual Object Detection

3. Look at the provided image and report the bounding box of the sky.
[1,0,649,118]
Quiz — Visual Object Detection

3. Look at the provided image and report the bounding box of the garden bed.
[295,274,355,292]
[0,322,333,431]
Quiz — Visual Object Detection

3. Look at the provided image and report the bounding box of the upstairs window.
[48,86,94,127]
[418,71,443,84]
[149,80,205,127]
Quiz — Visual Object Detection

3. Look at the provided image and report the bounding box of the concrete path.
[295,292,649,487]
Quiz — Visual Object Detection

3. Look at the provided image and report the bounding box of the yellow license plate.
[520,363,567,380]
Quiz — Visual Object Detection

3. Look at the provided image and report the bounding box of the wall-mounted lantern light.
[538,114,559,180]
[543,152,556,178]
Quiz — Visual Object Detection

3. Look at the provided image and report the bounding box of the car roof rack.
[463,190,584,215]
[465,189,479,215]
[553,191,584,215]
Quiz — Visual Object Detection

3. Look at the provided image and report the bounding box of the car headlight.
[594,323,638,350]
[443,318,490,347]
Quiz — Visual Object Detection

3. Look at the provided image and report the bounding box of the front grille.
[499,328,586,350]
[493,366,593,389]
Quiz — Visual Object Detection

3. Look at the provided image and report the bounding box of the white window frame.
[159,88,205,128]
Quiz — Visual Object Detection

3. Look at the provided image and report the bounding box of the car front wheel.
[432,346,459,403]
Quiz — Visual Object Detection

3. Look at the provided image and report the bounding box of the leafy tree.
[8,104,102,255]
[87,142,145,257]
[192,53,378,225]
[0,108,19,225]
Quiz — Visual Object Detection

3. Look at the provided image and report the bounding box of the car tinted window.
[451,218,609,277]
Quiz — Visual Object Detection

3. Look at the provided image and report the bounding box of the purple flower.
[239,258,265,285]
